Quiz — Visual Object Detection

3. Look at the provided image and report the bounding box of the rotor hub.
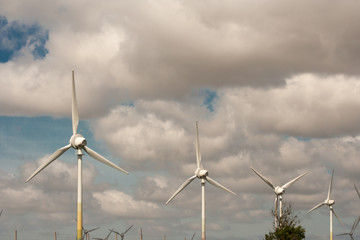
[70,134,87,149]
[275,186,285,195]
[195,168,208,178]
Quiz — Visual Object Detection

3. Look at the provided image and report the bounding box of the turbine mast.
[77,149,83,240]
[201,178,206,240]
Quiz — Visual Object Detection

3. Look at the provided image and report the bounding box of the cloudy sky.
[1,0,360,239]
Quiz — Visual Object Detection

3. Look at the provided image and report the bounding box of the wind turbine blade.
[250,168,275,190]
[350,216,360,234]
[88,227,100,233]
[72,70,79,135]
[336,233,349,236]
[123,225,133,234]
[71,70,79,134]
[354,184,360,199]
[26,144,71,182]
[195,121,202,168]
[191,233,196,240]
[282,172,308,189]
[83,146,128,175]
[205,176,237,195]
[327,169,334,200]
[166,175,197,204]
[308,202,325,213]
[332,208,344,226]
[110,229,120,235]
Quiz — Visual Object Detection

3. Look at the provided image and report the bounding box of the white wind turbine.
[308,169,343,240]
[166,121,237,240]
[250,168,307,228]
[26,70,128,240]
[337,216,360,240]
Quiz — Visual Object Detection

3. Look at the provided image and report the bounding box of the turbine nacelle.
[326,199,335,206]
[70,134,87,149]
[274,186,285,195]
[195,168,208,178]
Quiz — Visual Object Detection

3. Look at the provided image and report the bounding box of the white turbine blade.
[354,184,360,199]
[250,168,275,190]
[350,216,360,234]
[123,225,133,235]
[26,144,71,182]
[166,175,197,205]
[72,70,79,135]
[205,176,237,195]
[327,169,334,200]
[308,202,325,213]
[195,121,202,168]
[332,208,344,226]
[83,146,128,175]
[191,233,196,240]
[282,172,308,189]
[88,227,100,233]
[336,233,349,236]
[110,229,120,235]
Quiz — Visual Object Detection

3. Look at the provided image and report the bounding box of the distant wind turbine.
[250,168,307,228]
[166,121,237,240]
[337,216,360,240]
[82,226,100,240]
[26,70,128,240]
[110,225,133,240]
[308,169,343,240]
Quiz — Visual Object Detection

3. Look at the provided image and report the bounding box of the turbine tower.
[250,168,307,228]
[337,216,360,240]
[26,70,128,240]
[166,121,236,240]
[308,169,343,240]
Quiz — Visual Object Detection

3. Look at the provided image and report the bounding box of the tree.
[265,202,305,240]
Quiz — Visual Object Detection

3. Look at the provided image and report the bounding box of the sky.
[1,0,360,239]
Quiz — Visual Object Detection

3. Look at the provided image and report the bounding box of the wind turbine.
[337,216,360,240]
[250,168,307,228]
[93,229,113,240]
[25,70,128,240]
[308,169,343,240]
[110,225,133,240]
[82,226,100,240]
[166,121,237,240]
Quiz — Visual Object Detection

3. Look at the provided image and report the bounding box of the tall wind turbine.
[337,216,360,240]
[110,225,133,240]
[250,168,307,228]
[25,70,128,240]
[308,169,343,240]
[166,121,237,240]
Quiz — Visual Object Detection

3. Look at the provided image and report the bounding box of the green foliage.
[264,202,306,240]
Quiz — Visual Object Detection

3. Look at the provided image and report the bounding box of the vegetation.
[264,202,306,240]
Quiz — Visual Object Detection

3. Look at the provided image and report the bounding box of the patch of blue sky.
[0,116,90,171]
[0,15,49,62]
[0,116,132,190]
[201,88,218,112]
